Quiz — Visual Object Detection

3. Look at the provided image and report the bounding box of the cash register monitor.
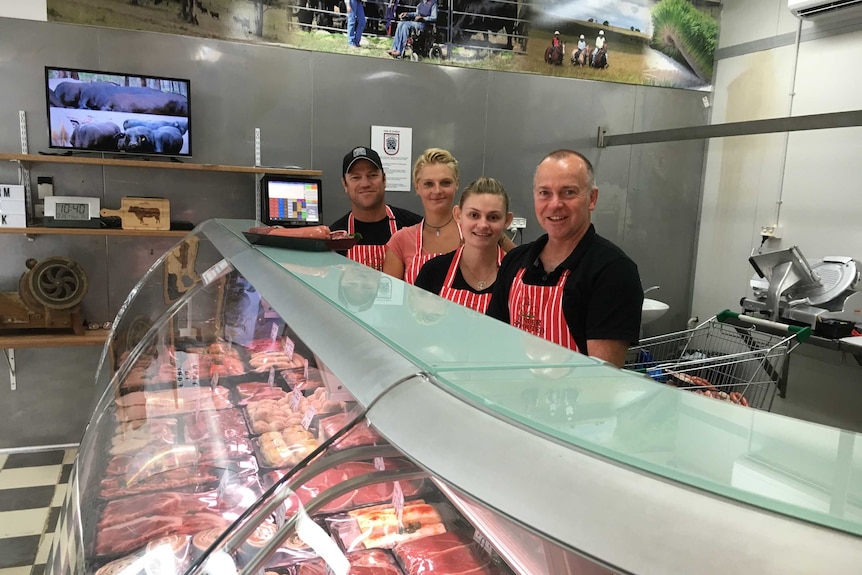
[260,175,322,227]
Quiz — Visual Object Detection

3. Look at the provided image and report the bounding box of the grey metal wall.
[0,18,707,448]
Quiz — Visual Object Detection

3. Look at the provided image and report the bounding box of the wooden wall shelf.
[0,153,321,176]
[0,226,189,238]
[0,330,109,349]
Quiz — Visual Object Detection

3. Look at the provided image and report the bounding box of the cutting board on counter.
[100,197,170,230]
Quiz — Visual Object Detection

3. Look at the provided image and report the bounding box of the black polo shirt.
[415,250,494,295]
[330,205,422,250]
[486,225,643,351]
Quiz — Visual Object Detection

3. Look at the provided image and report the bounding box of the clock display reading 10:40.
[56,202,90,221]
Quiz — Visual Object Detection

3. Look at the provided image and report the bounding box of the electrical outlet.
[760,225,784,239]
[509,217,527,232]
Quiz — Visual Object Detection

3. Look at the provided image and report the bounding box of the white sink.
[642,298,669,325]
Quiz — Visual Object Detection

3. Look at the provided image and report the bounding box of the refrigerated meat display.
[47,219,862,575]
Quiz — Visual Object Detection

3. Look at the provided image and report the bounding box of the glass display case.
[48,219,862,575]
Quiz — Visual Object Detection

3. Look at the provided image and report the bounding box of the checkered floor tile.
[0,447,76,574]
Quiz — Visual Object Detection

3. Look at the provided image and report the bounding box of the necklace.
[461,262,497,290]
[423,216,453,237]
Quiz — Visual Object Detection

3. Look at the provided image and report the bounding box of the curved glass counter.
[47,219,862,575]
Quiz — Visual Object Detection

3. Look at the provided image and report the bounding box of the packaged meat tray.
[326,501,458,552]
[183,408,250,442]
[93,534,192,575]
[292,548,405,575]
[281,366,325,393]
[94,480,262,557]
[235,520,319,568]
[244,387,347,436]
[317,413,387,451]
[393,532,510,575]
[104,436,256,477]
[255,427,320,469]
[113,386,233,422]
[98,456,259,500]
[234,381,292,406]
[262,459,428,516]
[110,418,177,456]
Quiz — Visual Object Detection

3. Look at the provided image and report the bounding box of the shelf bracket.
[2,348,16,391]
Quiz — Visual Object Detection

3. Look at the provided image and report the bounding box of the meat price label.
[392,481,405,527]
[201,259,233,286]
[290,387,302,411]
[472,531,494,556]
[267,366,276,387]
[282,336,295,359]
[374,457,385,471]
[301,406,316,430]
[270,322,279,341]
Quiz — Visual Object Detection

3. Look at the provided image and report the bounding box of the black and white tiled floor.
[0,448,76,575]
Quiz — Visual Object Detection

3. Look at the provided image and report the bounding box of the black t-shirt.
[486,225,643,351]
[415,250,494,295]
[330,205,422,246]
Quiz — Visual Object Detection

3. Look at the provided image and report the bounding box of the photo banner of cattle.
[46,0,720,90]
[46,67,192,157]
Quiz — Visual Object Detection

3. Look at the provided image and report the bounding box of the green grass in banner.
[650,0,718,83]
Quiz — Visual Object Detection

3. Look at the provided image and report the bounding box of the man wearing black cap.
[331,146,422,271]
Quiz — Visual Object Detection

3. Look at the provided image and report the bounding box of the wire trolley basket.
[624,310,811,411]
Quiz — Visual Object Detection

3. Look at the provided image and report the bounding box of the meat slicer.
[0,256,89,334]
[740,246,862,334]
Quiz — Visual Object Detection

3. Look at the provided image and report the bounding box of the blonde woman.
[415,177,512,313]
[383,148,462,284]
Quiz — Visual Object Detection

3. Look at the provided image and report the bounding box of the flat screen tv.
[260,175,322,227]
[45,66,192,157]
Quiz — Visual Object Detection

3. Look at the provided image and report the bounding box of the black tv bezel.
[260,175,324,227]
[44,65,193,158]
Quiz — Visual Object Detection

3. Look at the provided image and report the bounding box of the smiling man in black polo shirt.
[486,149,643,367]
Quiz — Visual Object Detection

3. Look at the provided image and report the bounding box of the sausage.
[248,225,332,239]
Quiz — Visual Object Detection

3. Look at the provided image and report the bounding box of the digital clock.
[44,196,101,228]
[56,202,90,220]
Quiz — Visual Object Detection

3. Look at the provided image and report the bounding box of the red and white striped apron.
[345,206,397,271]
[507,268,577,351]
[439,246,504,313]
[404,222,439,285]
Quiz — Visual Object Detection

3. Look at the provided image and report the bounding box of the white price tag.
[210,370,220,391]
[374,457,385,472]
[290,387,302,411]
[303,357,309,380]
[267,366,275,387]
[201,259,233,286]
[175,351,200,388]
[472,531,494,555]
[392,481,404,529]
[282,336,295,359]
[301,406,316,430]
[270,322,279,341]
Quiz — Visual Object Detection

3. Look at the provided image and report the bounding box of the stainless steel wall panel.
[625,141,705,336]
[0,346,103,449]
[483,72,639,245]
[0,22,101,154]
[104,235,183,316]
[626,86,709,335]
[310,53,492,221]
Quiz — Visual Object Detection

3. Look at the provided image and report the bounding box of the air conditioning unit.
[788,0,862,18]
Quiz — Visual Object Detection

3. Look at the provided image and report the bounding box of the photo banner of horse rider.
[46,0,720,90]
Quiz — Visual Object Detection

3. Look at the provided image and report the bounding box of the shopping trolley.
[624,310,811,411]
